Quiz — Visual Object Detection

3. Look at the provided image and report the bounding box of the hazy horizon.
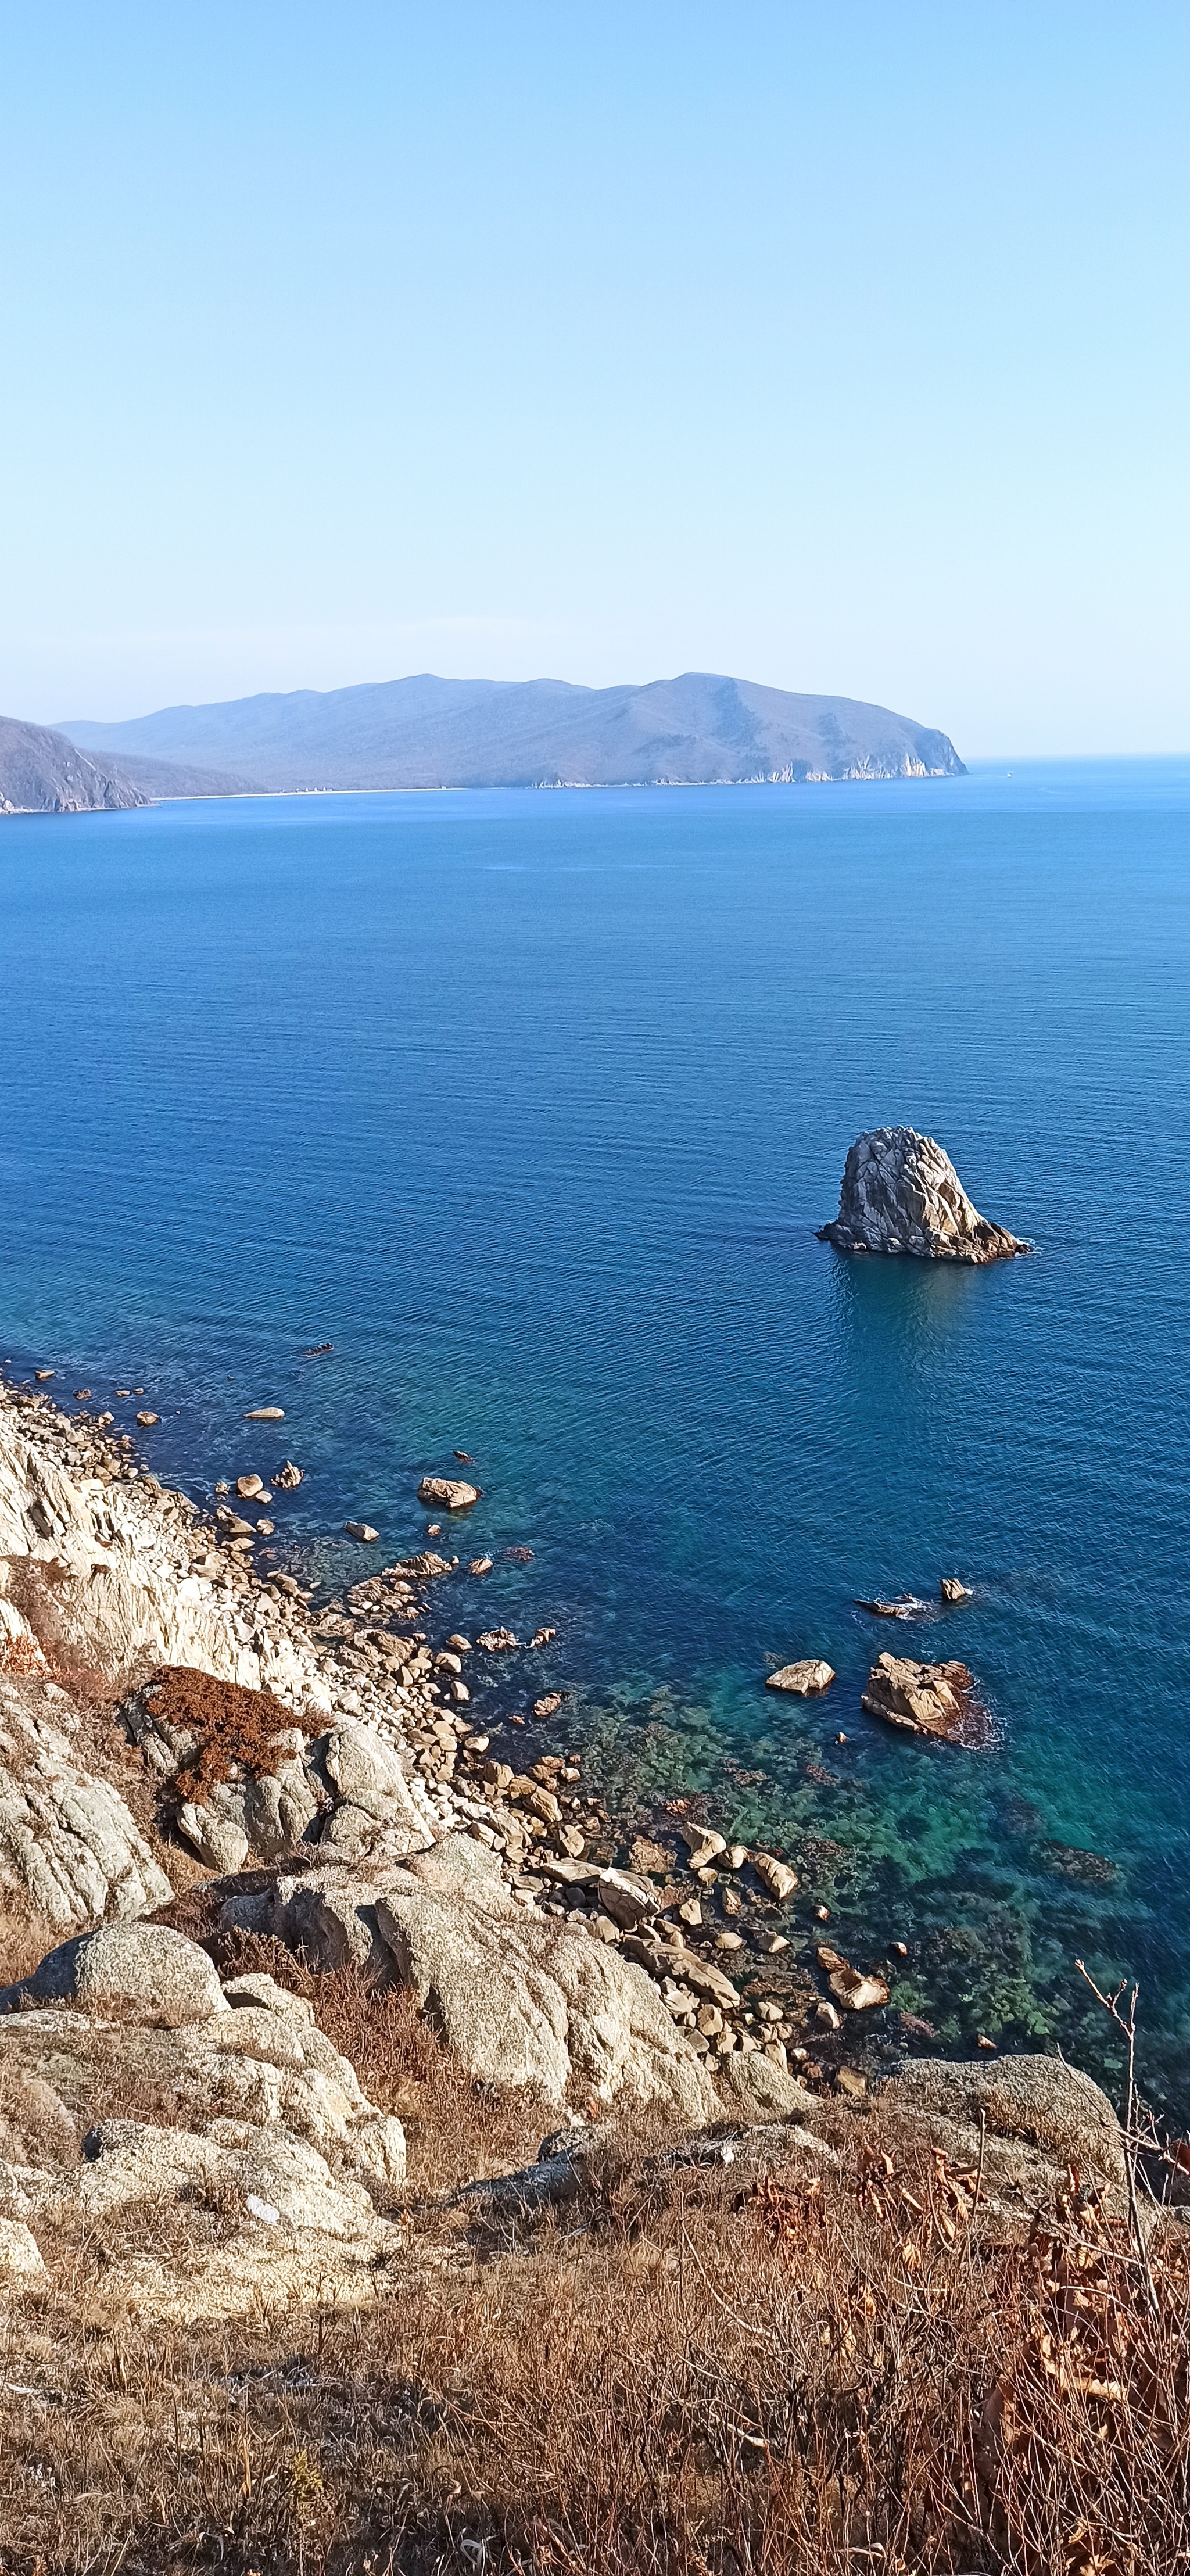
[5,2,1189,756]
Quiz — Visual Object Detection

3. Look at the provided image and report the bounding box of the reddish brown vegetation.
[143,1664,317,1800]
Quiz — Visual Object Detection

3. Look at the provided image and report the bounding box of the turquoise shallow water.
[1,765,1188,2106]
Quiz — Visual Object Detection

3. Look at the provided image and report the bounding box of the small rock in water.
[34,1368,54,1381]
[533,1692,564,1718]
[426,1523,442,1537]
[114,1387,131,1397]
[468,1557,494,1576]
[680,1823,726,1869]
[940,1576,972,1602]
[478,1628,518,1651]
[447,1634,472,1653]
[136,1411,159,1426]
[752,1852,798,1901]
[629,1836,674,1876]
[274,1460,303,1488]
[855,1595,929,1620]
[236,1475,264,1499]
[74,1388,92,1400]
[418,1475,482,1511]
[766,1658,836,1696]
[454,1449,474,1462]
[343,1521,379,1544]
[817,1945,890,2012]
[244,1406,285,1421]
[818,1127,1028,1263]
[504,1545,534,1563]
[256,1517,275,1536]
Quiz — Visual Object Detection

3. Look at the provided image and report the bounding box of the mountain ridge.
[61,669,965,791]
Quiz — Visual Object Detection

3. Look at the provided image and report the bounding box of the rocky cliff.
[0,715,256,812]
[819,1126,1028,1262]
[0,715,151,814]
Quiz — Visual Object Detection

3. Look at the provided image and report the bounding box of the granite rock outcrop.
[819,1127,1027,1262]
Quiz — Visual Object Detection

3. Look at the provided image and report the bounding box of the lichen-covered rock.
[819,1127,1027,1262]
[882,2055,1125,2191]
[862,1651,978,1742]
[263,1837,716,2119]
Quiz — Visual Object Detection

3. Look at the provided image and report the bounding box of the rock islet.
[819,1126,1028,1262]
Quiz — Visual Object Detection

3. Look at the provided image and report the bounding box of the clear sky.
[3,1,1188,754]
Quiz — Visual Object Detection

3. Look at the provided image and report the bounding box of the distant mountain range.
[0,715,255,815]
[60,671,965,793]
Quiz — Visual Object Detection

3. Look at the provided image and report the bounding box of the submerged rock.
[861,1651,978,1742]
[819,1127,1028,1263]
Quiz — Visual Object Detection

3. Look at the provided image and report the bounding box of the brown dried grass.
[2,2109,1188,2574]
[216,1930,553,2192]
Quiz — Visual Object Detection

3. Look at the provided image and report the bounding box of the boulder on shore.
[818,1127,1027,1263]
[862,1651,977,1743]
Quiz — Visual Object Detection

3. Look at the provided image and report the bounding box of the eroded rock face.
[819,1128,1027,1263]
[0,1925,407,2240]
[0,1677,173,1929]
[862,1652,978,1743]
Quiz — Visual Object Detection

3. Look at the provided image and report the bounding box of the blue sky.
[3,1,1188,752]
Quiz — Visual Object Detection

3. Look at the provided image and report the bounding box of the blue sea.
[2,766,1188,2109]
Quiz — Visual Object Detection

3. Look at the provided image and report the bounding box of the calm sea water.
[2,767,1188,2108]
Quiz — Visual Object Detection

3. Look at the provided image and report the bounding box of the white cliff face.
[0,1409,330,1710]
[818,1127,1027,1263]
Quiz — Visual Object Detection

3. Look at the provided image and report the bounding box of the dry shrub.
[0,1889,60,1987]
[3,2119,1189,2575]
[142,1665,317,1798]
[216,1929,553,2192]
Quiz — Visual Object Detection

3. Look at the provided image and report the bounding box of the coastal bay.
[1,765,1188,2109]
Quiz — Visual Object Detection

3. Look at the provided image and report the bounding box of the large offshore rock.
[819,1127,1027,1263]
[862,1651,978,1742]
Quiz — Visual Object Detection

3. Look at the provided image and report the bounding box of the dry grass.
[0,1890,61,1989]
[2,2107,1188,2574]
[216,1931,554,2192]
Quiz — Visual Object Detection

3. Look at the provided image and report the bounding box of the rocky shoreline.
[0,1363,876,2112]
[0,1356,1163,2345]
